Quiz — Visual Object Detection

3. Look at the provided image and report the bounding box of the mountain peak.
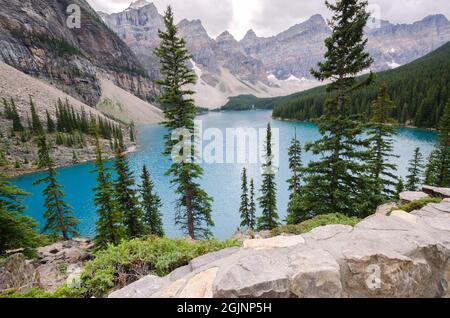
[217,31,236,42]
[128,0,154,10]
[420,14,449,24]
[307,14,326,24]
[243,29,258,40]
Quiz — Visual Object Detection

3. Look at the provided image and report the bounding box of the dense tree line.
[92,121,164,249]
[272,40,450,129]
[1,97,125,148]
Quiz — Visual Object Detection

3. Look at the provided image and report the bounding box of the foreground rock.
[0,254,41,293]
[110,199,450,298]
[36,239,94,291]
[0,238,93,293]
[399,191,429,204]
[423,186,450,199]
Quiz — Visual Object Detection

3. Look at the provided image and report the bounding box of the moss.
[395,197,443,213]
[271,213,361,237]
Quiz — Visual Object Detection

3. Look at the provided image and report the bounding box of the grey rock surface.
[109,198,450,298]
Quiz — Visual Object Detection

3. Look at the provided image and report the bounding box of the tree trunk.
[185,188,195,240]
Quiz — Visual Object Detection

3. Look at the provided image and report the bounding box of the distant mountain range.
[99,0,450,108]
[1,0,449,111]
[222,40,450,129]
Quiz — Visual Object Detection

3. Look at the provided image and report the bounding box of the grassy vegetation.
[1,237,241,298]
[0,285,86,299]
[270,213,361,237]
[395,197,443,213]
[81,237,240,298]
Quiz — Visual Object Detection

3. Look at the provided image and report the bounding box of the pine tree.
[239,168,251,228]
[29,97,43,134]
[248,179,256,231]
[8,98,24,132]
[0,174,39,256]
[140,165,164,237]
[287,134,303,198]
[257,123,279,231]
[395,178,405,199]
[33,135,78,240]
[91,121,125,249]
[46,110,55,133]
[406,148,424,191]
[301,0,374,218]
[433,101,450,187]
[286,134,308,224]
[114,148,145,238]
[366,85,399,201]
[130,121,136,143]
[155,6,213,239]
[424,150,439,185]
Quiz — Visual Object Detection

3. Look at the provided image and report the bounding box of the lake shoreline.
[272,116,438,132]
[7,144,138,180]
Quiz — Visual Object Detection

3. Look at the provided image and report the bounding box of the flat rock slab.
[109,275,168,298]
[213,249,292,298]
[189,248,240,271]
[400,191,429,204]
[423,186,450,198]
[243,236,305,250]
[288,247,343,298]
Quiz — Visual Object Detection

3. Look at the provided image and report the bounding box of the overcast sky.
[87,0,450,40]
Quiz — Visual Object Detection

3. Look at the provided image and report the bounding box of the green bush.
[395,197,443,213]
[81,237,241,297]
[271,213,361,237]
[0,285,86,299]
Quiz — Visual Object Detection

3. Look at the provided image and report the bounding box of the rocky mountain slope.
[99,1,323,109]
[0,62,134,177]
[110,189,450,298]
[99,1,450,109]
[0,0,158,107]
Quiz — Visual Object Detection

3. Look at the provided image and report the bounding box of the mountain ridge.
[226,40,450,129]
[99,2,450,109]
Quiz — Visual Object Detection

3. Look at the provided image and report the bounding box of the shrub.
[271,213,360,237]
[395,197,443,213]
[0,285,86,299]
[81,237,241,297]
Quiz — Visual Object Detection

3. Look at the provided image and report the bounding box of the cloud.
[87,0,450,40]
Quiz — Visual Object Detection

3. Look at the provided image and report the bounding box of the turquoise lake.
[11,110,438,240]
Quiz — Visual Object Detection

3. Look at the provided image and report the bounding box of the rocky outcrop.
[241,14,330,80]
[36,238,93,291]
[399,191,430,204]
[0,62,136,178]
[109,198,450,298]
[0,238,93,293]
[423,186,450,199]
[0,0,158,106]
[0,254,41,293]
